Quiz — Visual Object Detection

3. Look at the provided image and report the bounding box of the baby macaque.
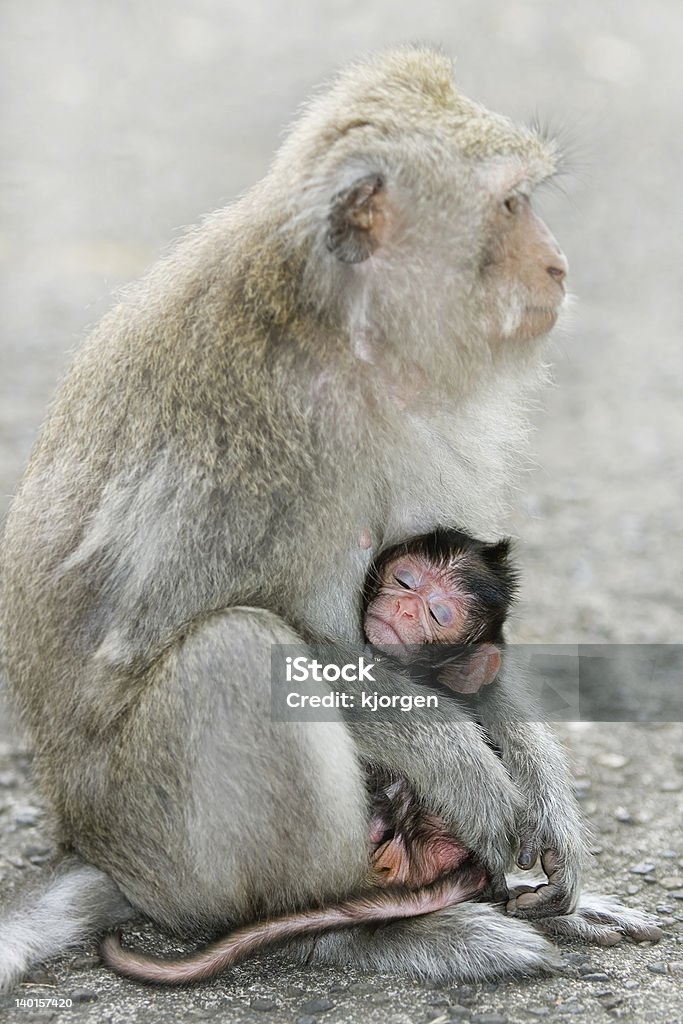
[363,527,517,694]
[364,528,517,888]
[368,773,476,889]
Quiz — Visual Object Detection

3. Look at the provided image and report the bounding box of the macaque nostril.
[396,599,415,618]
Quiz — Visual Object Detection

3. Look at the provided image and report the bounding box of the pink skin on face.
[364,555,469,652]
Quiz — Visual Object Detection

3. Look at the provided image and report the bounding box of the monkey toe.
[626,923,665,943]
[595,929,623,947]
[506,885,573,920]
[580,913,664,944]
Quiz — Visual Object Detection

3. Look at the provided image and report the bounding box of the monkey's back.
[0,195,375,782]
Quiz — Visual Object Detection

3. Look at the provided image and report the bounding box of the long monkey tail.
[0,858,133,992]
[101,865,487,986]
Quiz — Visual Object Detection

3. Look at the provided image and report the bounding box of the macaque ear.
[439,645,502,695]
[326,173,386,263]
[482,538,512,566]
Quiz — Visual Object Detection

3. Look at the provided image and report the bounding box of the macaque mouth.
[522,305,562,334]
[372,829,490,895]
[526,304,562,316]
[364,612,408,650]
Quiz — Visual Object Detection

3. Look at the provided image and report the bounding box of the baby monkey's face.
[364,554,469,652]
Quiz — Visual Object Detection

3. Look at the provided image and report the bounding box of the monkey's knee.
[168,604,306,709]
[200,604,304,657]
[152,609,371,916]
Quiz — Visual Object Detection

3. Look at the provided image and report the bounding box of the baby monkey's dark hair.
[363,527,519,645]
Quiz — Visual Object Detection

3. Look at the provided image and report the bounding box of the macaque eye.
[393,568,417,589]
[429,602,453,627]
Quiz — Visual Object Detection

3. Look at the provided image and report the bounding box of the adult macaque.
[0,47,659,989]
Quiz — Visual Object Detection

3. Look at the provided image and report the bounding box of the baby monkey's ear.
[439,644,502,695]
[481,538,512,565]
[327,173,387,263]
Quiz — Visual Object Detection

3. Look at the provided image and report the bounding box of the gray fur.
[0,46,653,990]
[296,902,563,981]
[534,891,664,946]
[0,859,133,991]
[476,650,590,914]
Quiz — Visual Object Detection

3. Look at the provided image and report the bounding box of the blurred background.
[1,0,681,645]
[0,4,682,1018]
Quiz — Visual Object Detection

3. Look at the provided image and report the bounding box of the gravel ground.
[1,2,681,1022]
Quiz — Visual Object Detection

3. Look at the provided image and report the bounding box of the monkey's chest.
[383,412,508,541]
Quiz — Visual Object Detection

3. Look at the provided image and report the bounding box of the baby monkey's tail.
[101,864,487,985]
